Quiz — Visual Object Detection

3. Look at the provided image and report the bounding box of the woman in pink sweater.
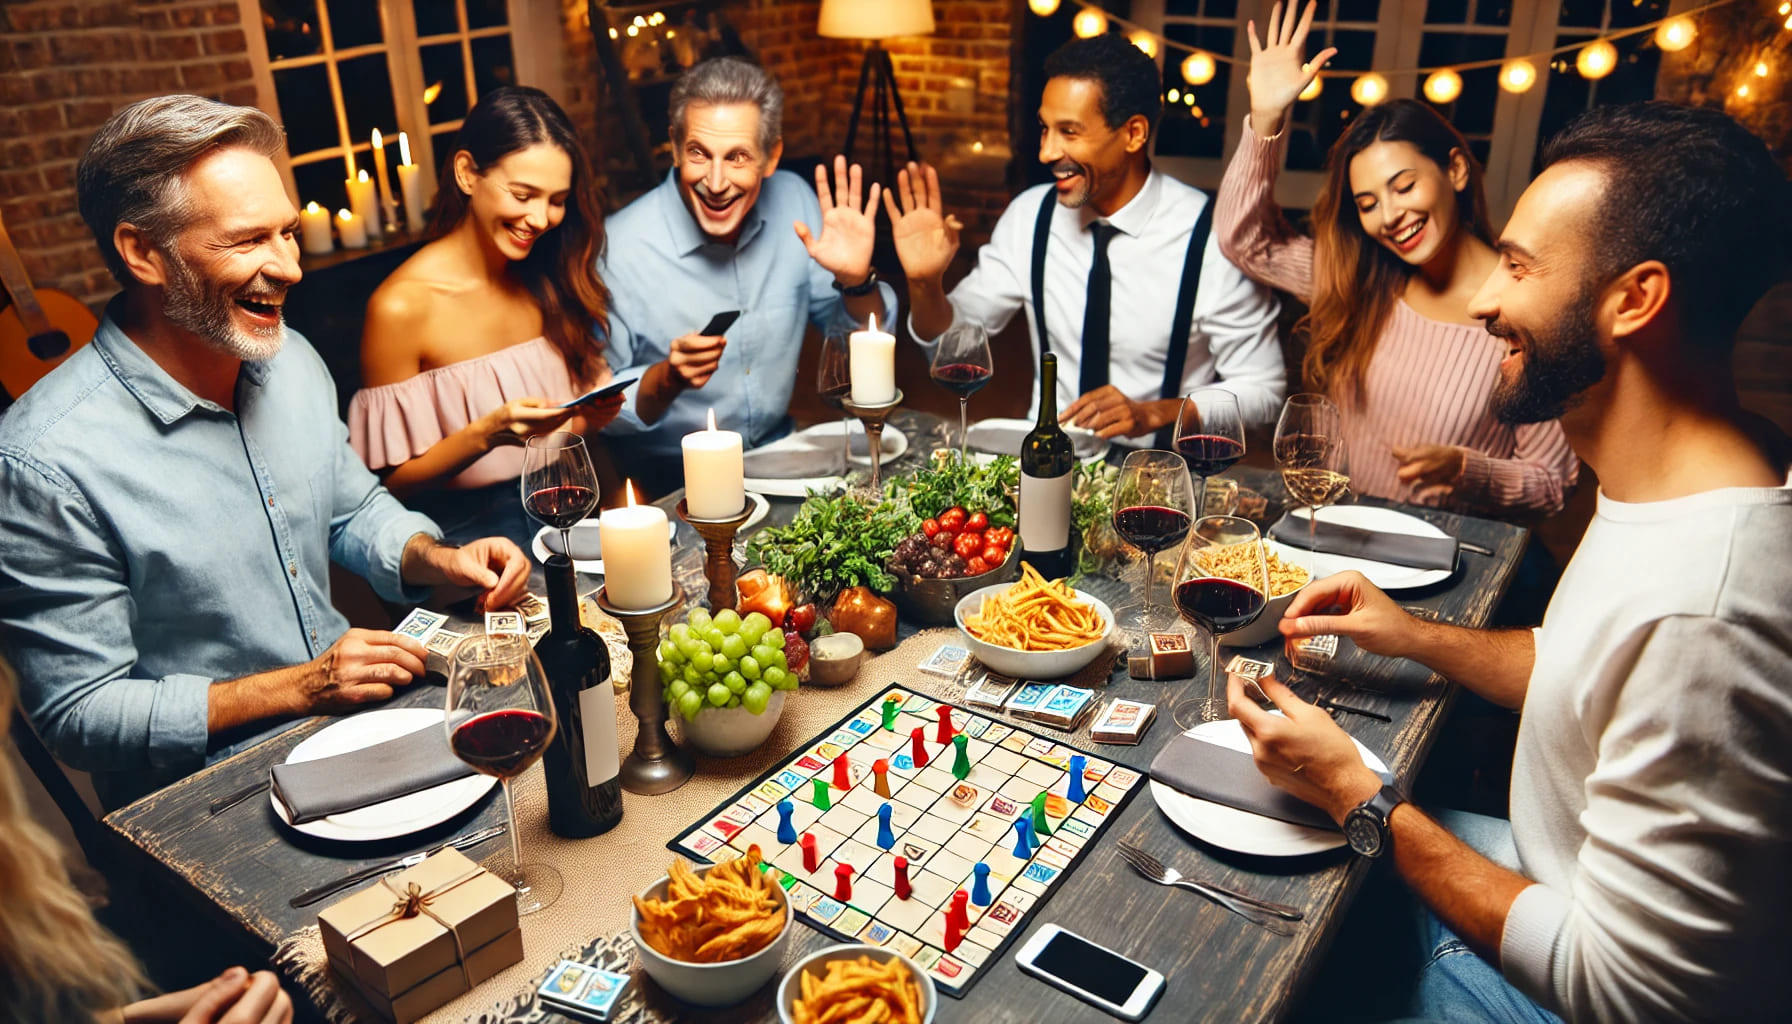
[1218,1,1577,515]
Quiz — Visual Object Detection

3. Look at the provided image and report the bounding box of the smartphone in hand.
[699,310,743,337]
[557,376,638,409]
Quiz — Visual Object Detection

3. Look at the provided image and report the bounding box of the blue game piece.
[876,802,896,851]
[971,862,992,906]
[776,798,796,844]
[1068,755,1087,803]
[1012,817,1035,859]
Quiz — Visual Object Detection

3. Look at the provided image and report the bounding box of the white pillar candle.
[849,313,897,405]
[370,128,397,230]
[336,207,367,249]
[346,169,381,239]
[397,131,426,234]
[598,482,672,609]
[299,201,333,255]
[681,407,745,519]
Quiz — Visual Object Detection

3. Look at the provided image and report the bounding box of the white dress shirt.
[913,168,1285,443]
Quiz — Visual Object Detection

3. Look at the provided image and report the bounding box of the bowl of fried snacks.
[1197,541,1312,648]
[777,945,936,1024]
[953,563,1117,680]
[629,850,793,1006]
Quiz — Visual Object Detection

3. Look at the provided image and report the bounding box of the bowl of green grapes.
[658,607,798,758]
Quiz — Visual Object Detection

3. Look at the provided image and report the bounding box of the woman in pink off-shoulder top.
[350,87,623,548]
[1217,2,1577,516]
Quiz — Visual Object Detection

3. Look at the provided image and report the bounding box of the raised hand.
[1246,0,1338,137]
[795,155,881,285]
[883,161,963,284]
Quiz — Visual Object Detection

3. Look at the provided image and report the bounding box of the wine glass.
[521,433,600,561]
[445,633,562,914]
[1170,516,1270,729]
[1273,395,1350,571]
[1112,450,1194,634]
[817,325,854,474]
[929,322,993,461]
[1173,389,1246,516]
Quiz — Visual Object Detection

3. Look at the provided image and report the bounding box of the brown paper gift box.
[345,926,524,1024]
[316,847,520,1006]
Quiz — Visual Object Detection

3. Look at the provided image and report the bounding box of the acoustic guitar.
[0,209,99,412]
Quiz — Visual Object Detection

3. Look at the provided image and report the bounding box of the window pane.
[262,0,321,61]
[1608,0,1668,28]
[421,42,470,124]
[470,34,516,97]
[467,0,509,30]
[339,53,398,141]
[1158,23,1233,160]
[1426,0,1468,23]
[1418,32,1503,135]
[1207,0,1238,19]
[1329,28,1377,69]
[1474,0,1512,27]
[325,0,382,48]
[293,157,351,215]
[1336,0,1380,23]
[413,0,459,36]
[273,63,337,154]
[1556,0,1603,29]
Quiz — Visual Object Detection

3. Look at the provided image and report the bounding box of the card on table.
[1004,682,1056,716]
[963,671,1019,710]
[919,643,970,678]
[394,608,447,643]
[425,628,466,657]
[1090,698,1156,745]
[484,610,525,636]
[537,960,628,1021]
[516,593,550,624]
[1030,685,1095,729]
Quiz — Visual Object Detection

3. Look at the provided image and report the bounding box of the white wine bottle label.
[578,681,621,785]
[1019,471,1073,550]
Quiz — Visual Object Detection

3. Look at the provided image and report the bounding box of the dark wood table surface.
[103,411,1528,1023]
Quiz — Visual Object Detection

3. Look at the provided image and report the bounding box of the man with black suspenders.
[890,34,1284,446]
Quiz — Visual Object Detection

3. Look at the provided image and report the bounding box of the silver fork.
[1116,842,1304,926]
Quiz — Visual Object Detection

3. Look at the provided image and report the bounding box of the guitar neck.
[0,212,56,338]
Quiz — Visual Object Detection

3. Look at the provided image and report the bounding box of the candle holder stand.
[840,388,903,497]
[596,581,694,795]
[675,499,753,612]
[380,198,400,238]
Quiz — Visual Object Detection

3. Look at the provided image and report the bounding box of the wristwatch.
[1343,770,1403,858]
[832,269,879,297]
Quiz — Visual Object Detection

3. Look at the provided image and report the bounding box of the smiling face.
[674,102,781,244]
[1038,76,1146,212]
[1348,139,1469,267]
[456,142,572,261]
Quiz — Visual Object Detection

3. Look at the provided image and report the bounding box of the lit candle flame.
[358,169,370,183]
[338,209,353,222]
[398,131,412,167]
[707,407,718,432]
[371,127,383,150]
[869,312,878,333]
[306,201,322,214]
[625,481,638,507]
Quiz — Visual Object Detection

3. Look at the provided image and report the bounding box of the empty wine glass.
[1112,450,1194,634]
[1273,395,1350,571]
[522,433,600,561]
[817,325,853,474]
[1173,389,1246,516]
[929,322,993,460]
[445,633,561,914]
[1170,516,1270,729]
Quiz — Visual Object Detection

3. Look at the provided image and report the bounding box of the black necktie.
[1080,221,1120,396]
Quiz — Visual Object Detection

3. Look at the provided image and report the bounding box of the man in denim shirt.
[0,97,531,808]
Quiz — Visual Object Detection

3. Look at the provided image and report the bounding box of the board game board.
[668,685,1145,997]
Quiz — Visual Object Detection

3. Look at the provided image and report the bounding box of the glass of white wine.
[1273,394,1350,569]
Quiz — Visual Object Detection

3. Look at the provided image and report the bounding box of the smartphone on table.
[557,376,638,410]
[1014,924,1166,1020]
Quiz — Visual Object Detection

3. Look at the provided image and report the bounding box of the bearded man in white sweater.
[1231,101,1792,1023]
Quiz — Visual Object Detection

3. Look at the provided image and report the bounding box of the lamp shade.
[818,0,936,40]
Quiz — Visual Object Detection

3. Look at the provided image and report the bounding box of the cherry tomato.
[965,511,990,533]
[938,507,967,533]
[954,531,984,560]
[966,556,991,575]
[980,544,1005,565]
[787,603,817,634]
[986,526,1013,549]
[922,518,941,538]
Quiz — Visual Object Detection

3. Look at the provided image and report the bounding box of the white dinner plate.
[743,422,908,497]
[1149,717,1389,857]
[532,508,701,575]
[271,708,497,843]
[1265,505,1456,591]
[963,417,1106,461]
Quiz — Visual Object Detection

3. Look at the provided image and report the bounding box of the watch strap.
[833,269,878,296]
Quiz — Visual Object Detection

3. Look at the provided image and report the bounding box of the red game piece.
[873,759,892,799]
[944,890,970,951]
[909,726,929,768]
[834,862,855,902]
[893,856,912,900]
[832,753,852,790]
[935,703,955,743]
[801,832,818,873]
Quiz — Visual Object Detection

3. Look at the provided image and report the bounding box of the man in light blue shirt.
[602,58,896,492]
[0,97,531,808]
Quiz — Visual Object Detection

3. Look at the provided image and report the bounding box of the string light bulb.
[1167,87,1181,103]
[1350,72,1389,106]
[1299,75,1323,101]
[1577,39,1618,79]
[1737,82,1751,98]
[1072,7,1107,38]
[1500,59,1538,93]
[1754,60,1769,77]
[1129,30,1158,57]
[1781,2,1790,15]
[1182,50,1217,85]
[1654,16,1696,52]
[1423,68,1463,104]
[1028,0,1060,15]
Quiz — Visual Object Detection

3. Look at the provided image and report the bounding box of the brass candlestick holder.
[596,581,694,794]
[675,499,753,612]
[840,388,903,496]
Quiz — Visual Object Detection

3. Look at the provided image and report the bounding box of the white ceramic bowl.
[675,690,787,757]
[1219,574,1313,648]
[807,632,865,687]
[953,584,1116,680]
[630,862,793,1007]
[775,944,937,1024]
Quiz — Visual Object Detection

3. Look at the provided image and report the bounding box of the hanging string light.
[1499,58,1538,92]
[1654,16,1697,51]
[1167,87,1181,103]
[1130,30,1159,57]
[1072,7,1107,38]
[1350,72,1389,106]
[1028,0,1061,16]
[1576,38,1618,79]
[1182,50,1217,85]
[1423,68,1463,103]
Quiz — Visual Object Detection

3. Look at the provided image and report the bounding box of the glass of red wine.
[1171,515,1270,729]
[445,633,561,914]
[1174,388,1246,517]
[817,325,854,473]
[1113,450,1194,633]
[522,433,600,561]
[929,322,994,461]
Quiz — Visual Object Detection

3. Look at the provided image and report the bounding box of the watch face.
[1344,810,1384,857]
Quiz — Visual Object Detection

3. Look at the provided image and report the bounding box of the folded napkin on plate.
[1149,732,1337,830]
[1268,512,1457,571]
[742,440,848,479]
[271,722,476,824]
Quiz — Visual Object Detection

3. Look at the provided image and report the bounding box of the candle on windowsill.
[598,482,673,609]
[681,407,744,519]
[346,169,381,239]
[299,201,333,255]
[849,313,897,405]
[396,131,426,235]
[370,128,398,232]
[336,208,367,249]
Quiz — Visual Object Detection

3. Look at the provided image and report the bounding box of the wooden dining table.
[102,411,1530,1023]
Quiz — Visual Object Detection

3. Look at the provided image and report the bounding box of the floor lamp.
[818,0,936,187]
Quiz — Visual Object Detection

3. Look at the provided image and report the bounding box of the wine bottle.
[1018,352,1077,578]
[537,555,624,837]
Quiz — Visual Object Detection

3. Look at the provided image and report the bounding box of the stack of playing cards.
[396,608,469,659]
[1090,698,1157,744]
[918,642,970,679]
[1005,682,1097,729]
[536,960,629,1021]
[962,670,1019,710]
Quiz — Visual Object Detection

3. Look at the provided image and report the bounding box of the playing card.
[484,610,524,636]
[537,960,628,1021]
[394,607,447,643]
[918,643,970,678]
[1091,698,1156,744]
[963,671,1019,710]
[425,628,466,657]
[1004,682,1055,715]
[516,592,550,623]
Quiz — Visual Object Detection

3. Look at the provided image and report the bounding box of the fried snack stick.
[633,850,785,962]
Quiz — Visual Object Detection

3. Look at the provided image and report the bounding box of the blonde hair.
[0,659,148,1022]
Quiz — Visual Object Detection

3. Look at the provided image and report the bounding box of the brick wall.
[1,0,257,309]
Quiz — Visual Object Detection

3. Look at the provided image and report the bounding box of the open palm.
[884,161,963,282]
[1247,0,1337,128]
[796,154,879,283]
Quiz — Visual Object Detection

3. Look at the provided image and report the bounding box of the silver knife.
[288,825,506,908]
[1459,541,1495,556]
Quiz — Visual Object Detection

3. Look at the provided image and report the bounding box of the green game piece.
[881,695,901,732]
[952,733,971,781]
[812,778,832,811]
[1030,791,1053,837]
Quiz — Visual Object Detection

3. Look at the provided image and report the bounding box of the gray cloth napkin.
[742,435,867,478]
[1149,732,1337,831]
[1268,511,1458,571]
[270,721,476,825]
